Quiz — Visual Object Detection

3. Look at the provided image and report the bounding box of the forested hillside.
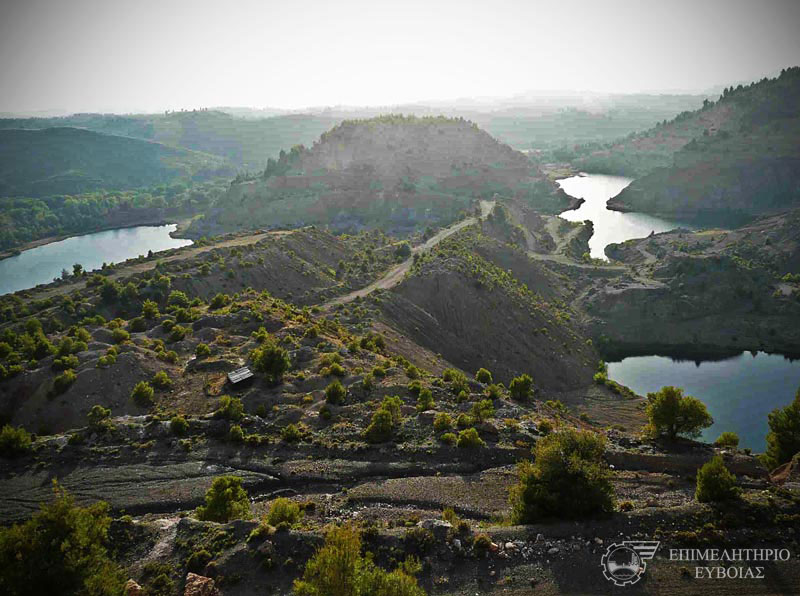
[0,127,233,197]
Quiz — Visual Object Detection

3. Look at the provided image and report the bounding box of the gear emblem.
[600,541,660,586]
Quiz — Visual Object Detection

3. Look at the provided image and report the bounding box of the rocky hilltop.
[203,115,571,235]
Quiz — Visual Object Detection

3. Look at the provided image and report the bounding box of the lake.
[609,352,800,452]
[0,224,193,295]
[557,173,690,259]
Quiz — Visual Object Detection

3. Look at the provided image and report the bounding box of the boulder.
[184,573,221,596]
[124,579,144,596]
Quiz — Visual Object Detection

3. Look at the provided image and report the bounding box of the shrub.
[209,293,231,310]
[405,364,420,380]
[169,325,188,342]
[714,431,740,449]
[87,405,113,432]
[252,342,291,382]
[170,415,189,436]
[509,374,533,401]
[167,290,190,308]
[457,428,485,448]
[52,369,77,395]
[151,370,172,390]
[325,380,346,405]
[364,408,395,443]
[485,384,503,400]
[266,497,302,528]
[215,396,244,421]
[456,413,472,428]
[111,328,129,344]
[380,396,403,424]
[416,388,435,411]
[0,482,124,596]
[440,432,457,445]
[229,424,245,443]
[695,455,738,503]
[646,386,713,440]
[196,476,251,522]
[470,399,494,423]
[475,368,493,384]
[53,354,79,371]
[185,549,211,573]
[195,343,211,358]
[281,423,305,443]
[442,368,468,394]
[0,425,32,457]
[131,381,154,406]
[293,524,424,596]
[325,362,346,377]
[142,300,160,319]
[509,429,614,523]
[433,412,453,432]
[762,388,800,469]
[473,533,493,555]
[537,419,553,435]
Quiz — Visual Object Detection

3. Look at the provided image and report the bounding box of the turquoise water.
[608,352,800,452]
[0,224,192,295]
[558,173,690,259]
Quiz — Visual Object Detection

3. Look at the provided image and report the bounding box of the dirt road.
[323,201,494,308]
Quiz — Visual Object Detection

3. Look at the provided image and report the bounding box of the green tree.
[266,497,302,528]
[762,389,800,469]
[196,476,251,522]
[714,431,740,449]
[215,396,244,421]
[293,524,424,596]
[131,381,154,407]
[72,263,83,277]
[141,300,160,320]
[0,425,32,457]
[645,386,712,440]
[252,342,291,382]
[475,368,493,384]
[510,429,614,523]
[470,399,494,423]
[325,380,347,405]
[509,374,533,401]
[695,455,738,502]
[0,482,124,596]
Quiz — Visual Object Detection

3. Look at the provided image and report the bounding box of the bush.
[416,388,435,412]
[111,328,129,344]
[209,293,231,310]
[195,343,211,358]
[456,413,472,428]
[440,432,457,445]
[252,342,291,382]
[485,384,503,400]
[325,380,346,405]
[475,368,493,384]
[364,408,395,443]
[457,428,485,448]
[266,497,302,528]
[433,412,453,432]
[442,368,468,394]
[470,399,494,423]
[52,369,77,395]
[215,396,244,421]
[695,455,738,503]
[714,431,740,449]
[196,476,251,522]
[537,419,553,435]
[87,405,113,432]
[131,381,154,406]
[0,482,124,596]
[762,388,800,469]
[509,374,533,401]
[281,423,305,443]
[0,425,32,457]
[151,370,172,390]
[167,290,190,308]
[509,429,614,523]
[228,424,245,443]
[293,524,424,596]
[186,549,212,573]
[142,300,160,319]
[170,415,189,436]
[646,386,713,440]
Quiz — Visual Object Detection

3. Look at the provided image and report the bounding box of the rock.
[535,533,545,543]
[594,537,603,545]
[124,579,144,596]
[452,538,462,550]
[547,547,559,555]
[184,573,221,596]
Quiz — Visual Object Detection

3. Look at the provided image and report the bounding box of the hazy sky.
[1,0,799,114]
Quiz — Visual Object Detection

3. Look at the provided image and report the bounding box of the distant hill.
[0,127,234,197]
[0,111,341,170]
[202,115,570,235]
[576,68,800,224]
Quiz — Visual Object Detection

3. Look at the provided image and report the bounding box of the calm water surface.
[0,224,192,295]
[558,173,690,259]
[609,352,800,451]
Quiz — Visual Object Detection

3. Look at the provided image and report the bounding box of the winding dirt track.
[323,201,495,309]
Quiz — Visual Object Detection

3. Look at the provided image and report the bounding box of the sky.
[1,0,799,114]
